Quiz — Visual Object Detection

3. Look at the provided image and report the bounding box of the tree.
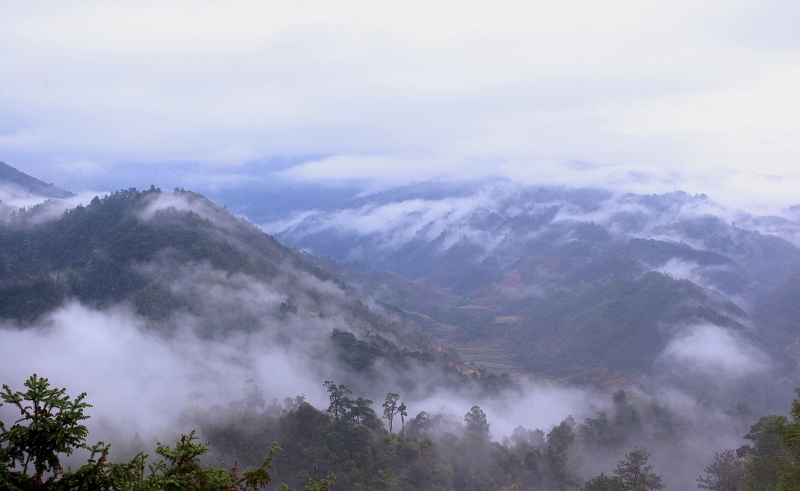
[697,449,743,491]
[382,393,400,434]
[110,431,277,491]
[350,397,376,426]
[464,405,491,441]
[547,419,575,490]
[739,416,788,491]
[612,390,641,436]
[1,374,332,491]
[407,411,431,439]
[279,298,298,315]
[0,373,111,490]
[323,381,352,421]
[580,411,622,448]
[281,464,335,491]
[398,402,407,436]
[613,448,664,491]
[583,473,624,491]
[772,387,800,491]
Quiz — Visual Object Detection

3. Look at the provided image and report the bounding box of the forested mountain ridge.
[0,185,511,401]
[268,181,800,390]
[0,187,329,321]
[3,169,800,490]
[0,160,75,199]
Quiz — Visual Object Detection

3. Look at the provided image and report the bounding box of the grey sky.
[1,0,799,210]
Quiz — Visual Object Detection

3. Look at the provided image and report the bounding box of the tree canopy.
[0,374,329,491]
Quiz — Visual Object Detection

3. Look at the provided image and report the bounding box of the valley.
[4,164,800,489]
[267,182,800,398]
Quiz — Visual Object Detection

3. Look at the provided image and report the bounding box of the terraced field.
[453,343,518,372]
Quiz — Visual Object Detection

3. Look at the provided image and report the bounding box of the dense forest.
[4,374,800,491]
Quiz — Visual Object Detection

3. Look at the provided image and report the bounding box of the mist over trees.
[4,166,800,489]
[6,374,800,490]
[270,181,800,408]
[0,374,332,491]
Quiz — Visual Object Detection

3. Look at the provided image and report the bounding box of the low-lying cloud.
[0,303,327,439]
[659,324,768,377]
[4,1,800,211]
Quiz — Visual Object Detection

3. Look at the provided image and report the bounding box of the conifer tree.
[612,448,664,491]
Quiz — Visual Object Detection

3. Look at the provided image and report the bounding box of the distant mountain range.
[267,181,800,394]
[3,162,800,405]
[0,173,506,400]
[0,161,75,199]
[3,164,796,490]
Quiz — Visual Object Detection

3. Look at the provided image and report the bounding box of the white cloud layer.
[0,303,328,439]
[1,0,800,208]
[659,325,768,377]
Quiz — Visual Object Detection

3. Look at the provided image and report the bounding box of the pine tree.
[613,448,664,491]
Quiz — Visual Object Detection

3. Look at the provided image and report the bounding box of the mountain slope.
[0,186,514,401]
[0,161,75,199]
[266,181,800,385]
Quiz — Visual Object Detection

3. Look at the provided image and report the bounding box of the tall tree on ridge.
[398,402,408,436]
[382,393,400,434]
[323,381,352,421]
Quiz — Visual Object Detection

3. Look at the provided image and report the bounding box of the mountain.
[266,181,800,388]
[3,175,797,490]
[5,174,799,400]
[0,186,508,400]
[0,161,75,199]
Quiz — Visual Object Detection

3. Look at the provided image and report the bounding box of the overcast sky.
[1,0,799,210]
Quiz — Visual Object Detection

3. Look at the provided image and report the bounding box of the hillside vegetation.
[270,182,800,390]
[0,185,509,400]
[5,373,800,491]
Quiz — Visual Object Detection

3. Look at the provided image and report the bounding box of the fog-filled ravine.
[4,164,800,490]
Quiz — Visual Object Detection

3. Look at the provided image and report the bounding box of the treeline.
[196,384,657,490]
[200,377,573,490]
[6,374,800,490]
[193,382,800,491]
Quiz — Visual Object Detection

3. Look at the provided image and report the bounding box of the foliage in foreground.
[0,374,332,491]
[10,373,800,490]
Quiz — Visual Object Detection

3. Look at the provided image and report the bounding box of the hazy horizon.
[2,0,800,212]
